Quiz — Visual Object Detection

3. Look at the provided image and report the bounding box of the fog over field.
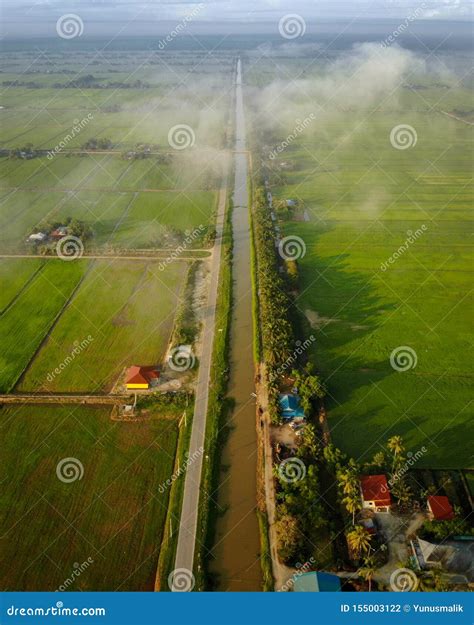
[0,0,472,602]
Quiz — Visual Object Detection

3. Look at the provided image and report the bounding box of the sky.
[0,0,472,38]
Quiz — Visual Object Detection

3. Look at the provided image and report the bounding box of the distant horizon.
[1,16,472,43]
[0,0,473,40]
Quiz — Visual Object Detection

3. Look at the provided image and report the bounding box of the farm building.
[27,232,47,242]
[125,365,159,390]
[50,226,68,239]
[293,571,341,592]
[427,495,455,521]
[286,199,297,207]
[279,394,305,420]
[360,474,391,513]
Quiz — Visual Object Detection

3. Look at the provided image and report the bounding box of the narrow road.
[171,173,228,588]
[172,60,242,589]
[0,394,128,405]
[0,252,209,261]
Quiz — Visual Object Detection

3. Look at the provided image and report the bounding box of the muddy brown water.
[209,59,263,591]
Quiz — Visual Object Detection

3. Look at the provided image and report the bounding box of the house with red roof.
[427,495,454,521]
[360,474,391,513]
[125,365,159,390]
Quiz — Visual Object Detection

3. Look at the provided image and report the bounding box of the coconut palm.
[387,435,404,472]
[358,556,376,591]
[347,525,372,560]
[343,494,361,525]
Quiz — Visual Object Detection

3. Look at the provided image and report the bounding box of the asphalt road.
[171,60,240,590]
[171,174,228,588]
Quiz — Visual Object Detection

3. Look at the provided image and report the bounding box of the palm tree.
[343,494,361,525]
[347,526,372,560]
[337,465,359,497]
[358,556,376,591]
[387,435,404,472]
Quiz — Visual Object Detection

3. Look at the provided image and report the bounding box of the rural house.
[360,474,391,513]
[27,232,47,243]
[279,393,305,420]
[427,495,455,521]
[50,226,68,239]
[293,571,341,592]
[125,365,159,390]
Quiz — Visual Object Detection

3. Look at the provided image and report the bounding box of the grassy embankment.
[192,189,234,590]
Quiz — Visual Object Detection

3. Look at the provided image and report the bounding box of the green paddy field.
[0,404,181,591]
[247,52,473,469]
[0,47,232,590]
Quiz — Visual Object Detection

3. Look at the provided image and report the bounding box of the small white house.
[28,232,47,243]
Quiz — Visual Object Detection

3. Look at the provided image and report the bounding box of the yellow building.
[125,365,159,390]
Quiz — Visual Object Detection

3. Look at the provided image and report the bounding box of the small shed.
[28,232,47,242]
[294,572,341,592]
[50,226,68,239]
[427,495,454,521]
[279,394,305,420]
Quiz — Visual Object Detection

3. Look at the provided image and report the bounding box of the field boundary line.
[439,110,474,126]
[13,261,95,392]
[0,261,44,317]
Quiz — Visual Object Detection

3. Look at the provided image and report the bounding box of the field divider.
[13,260,95,392]
[0,261,45,317]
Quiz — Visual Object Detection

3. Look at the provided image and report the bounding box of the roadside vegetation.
[194,191,234,590]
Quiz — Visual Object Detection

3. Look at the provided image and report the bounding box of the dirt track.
[0,394,129,405]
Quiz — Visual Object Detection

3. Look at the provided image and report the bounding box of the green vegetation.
[168,261,200,348]
[0,258,44,311]
[0,404,181,591]
[194,193,233,590]
[247,55,473,469]
[155,402,194,590]
[0,260,87,392]
[20,260,186,392]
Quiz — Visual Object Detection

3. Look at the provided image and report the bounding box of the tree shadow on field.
[291,229,398,409]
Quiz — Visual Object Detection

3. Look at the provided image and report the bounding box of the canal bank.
[209,58,263,591]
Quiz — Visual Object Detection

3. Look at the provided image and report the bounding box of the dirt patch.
[192,259,211,362]
[305,308,336,329]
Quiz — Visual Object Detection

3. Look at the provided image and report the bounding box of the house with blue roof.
[279,394,305,420]
[293,571,341,592]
